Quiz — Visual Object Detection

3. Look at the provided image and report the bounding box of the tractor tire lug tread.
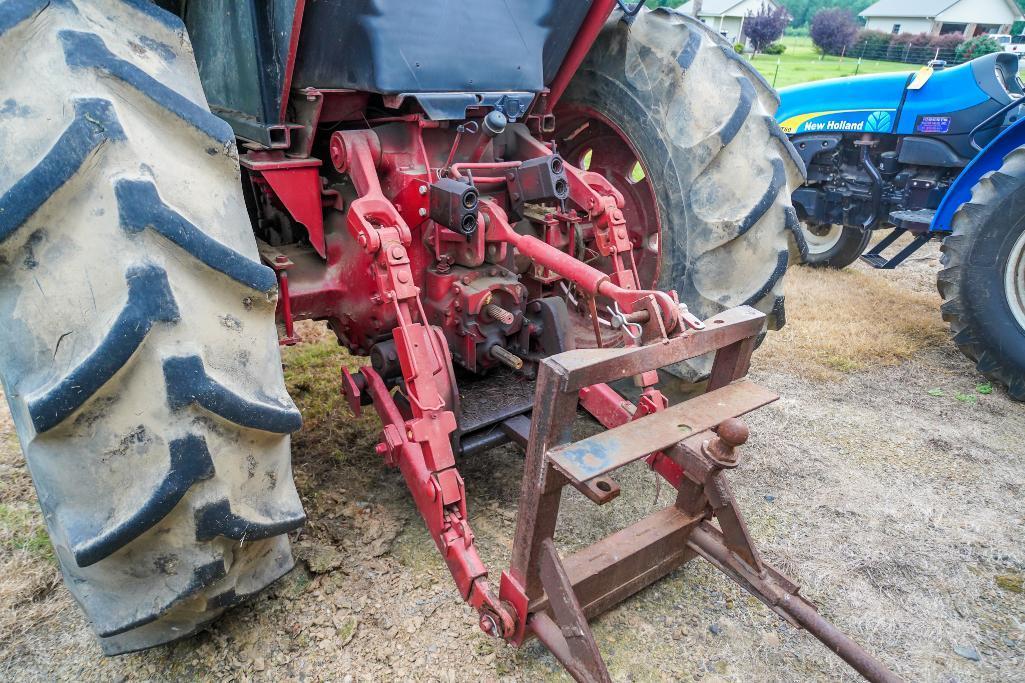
[558,7,804,381]
[0,0,303,654]
[939,150,1025,401]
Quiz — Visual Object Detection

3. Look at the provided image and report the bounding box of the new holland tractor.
[0,1,899,679]
[778,52,1025,400]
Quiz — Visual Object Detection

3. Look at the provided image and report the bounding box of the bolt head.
[418,184,428,195]
[418,207,428,217]
[479,614,500,638]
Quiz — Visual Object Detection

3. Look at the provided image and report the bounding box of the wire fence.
[837,41,970,67]
[755,40,1020,88]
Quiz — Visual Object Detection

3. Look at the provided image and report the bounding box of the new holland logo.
[780,109,897,134]
[864,110,893,133]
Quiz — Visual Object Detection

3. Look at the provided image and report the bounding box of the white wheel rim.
[802,223,844,255]
[1005,229,1025,332]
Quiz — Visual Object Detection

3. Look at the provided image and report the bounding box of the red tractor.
[0,1,896,679]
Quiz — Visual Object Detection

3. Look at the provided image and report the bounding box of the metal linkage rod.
[687,525,901,683]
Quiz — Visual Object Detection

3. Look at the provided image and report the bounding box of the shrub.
[810,8,858,56]
[764,41,787,54]
[734,42,745,53]
[887,31,933,62]
[742,2,791,53]
[934,32,963,49]
[955,35,1003,62]
[856,28,892,55]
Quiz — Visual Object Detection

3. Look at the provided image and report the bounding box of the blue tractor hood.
[776,53,1020,138]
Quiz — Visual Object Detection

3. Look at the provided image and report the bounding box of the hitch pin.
[606,302,643,340]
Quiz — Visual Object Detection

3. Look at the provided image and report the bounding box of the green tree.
[780,0,873,29]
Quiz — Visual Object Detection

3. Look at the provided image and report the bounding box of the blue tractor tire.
[800,223,872,269]
[938,147,1025,401]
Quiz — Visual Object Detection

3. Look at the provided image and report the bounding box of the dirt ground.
[2,243,1024,682]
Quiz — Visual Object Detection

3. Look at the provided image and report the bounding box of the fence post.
[772,57,780,87]
[854,57,862,76]
[839,44,846,63]
[903,43,911,62]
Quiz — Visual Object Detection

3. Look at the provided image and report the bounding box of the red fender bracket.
[242,154,328,258]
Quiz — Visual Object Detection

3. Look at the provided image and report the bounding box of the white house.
[677,0,785,46]
[859,0,1023,37]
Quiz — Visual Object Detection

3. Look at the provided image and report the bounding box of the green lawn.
[749,36,915,89]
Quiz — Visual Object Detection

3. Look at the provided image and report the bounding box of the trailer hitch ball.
[702,417,749,469]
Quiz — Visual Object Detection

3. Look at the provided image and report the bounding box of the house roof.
[859,0,1022,20]
[677,0,777,18]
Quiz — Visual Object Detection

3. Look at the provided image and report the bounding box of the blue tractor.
[778,53,1025,399]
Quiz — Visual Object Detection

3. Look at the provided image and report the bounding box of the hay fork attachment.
[497,306,901,683]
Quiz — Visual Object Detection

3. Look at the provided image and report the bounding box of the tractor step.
[860,226,934,269]
[888,208,936,231]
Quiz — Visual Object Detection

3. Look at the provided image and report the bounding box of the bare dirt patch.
[2,244,1023,681]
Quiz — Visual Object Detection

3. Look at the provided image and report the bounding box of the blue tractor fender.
[932,116,1025,233]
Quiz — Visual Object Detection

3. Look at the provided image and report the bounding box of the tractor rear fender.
[932,116,1025,233]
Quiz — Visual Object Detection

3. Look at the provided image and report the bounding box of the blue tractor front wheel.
[938,147,1025,401]
[800,222,872,269]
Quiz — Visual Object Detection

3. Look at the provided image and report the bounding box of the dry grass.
[758,263,949,379]
[0,404,69,661]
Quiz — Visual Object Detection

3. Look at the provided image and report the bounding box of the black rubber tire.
[938,147,1025,401]
[0,0,304,653]
[557,8,806,380]
[800,223,872,269]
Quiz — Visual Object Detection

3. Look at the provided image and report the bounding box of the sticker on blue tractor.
[778,109,896,135]
[917,116,951,134]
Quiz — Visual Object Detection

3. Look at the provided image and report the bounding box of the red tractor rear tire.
[556,8,806,380]
[0,0,303,653]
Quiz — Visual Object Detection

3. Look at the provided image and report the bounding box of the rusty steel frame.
[499,309,901,683]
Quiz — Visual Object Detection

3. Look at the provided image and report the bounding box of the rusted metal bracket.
[530,539,611,683]
[501,305,900,683]
[257,240,300,346]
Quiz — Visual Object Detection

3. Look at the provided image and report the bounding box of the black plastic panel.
[897,136,968,168]
[182,0,298,136]
[291,0,591,95]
